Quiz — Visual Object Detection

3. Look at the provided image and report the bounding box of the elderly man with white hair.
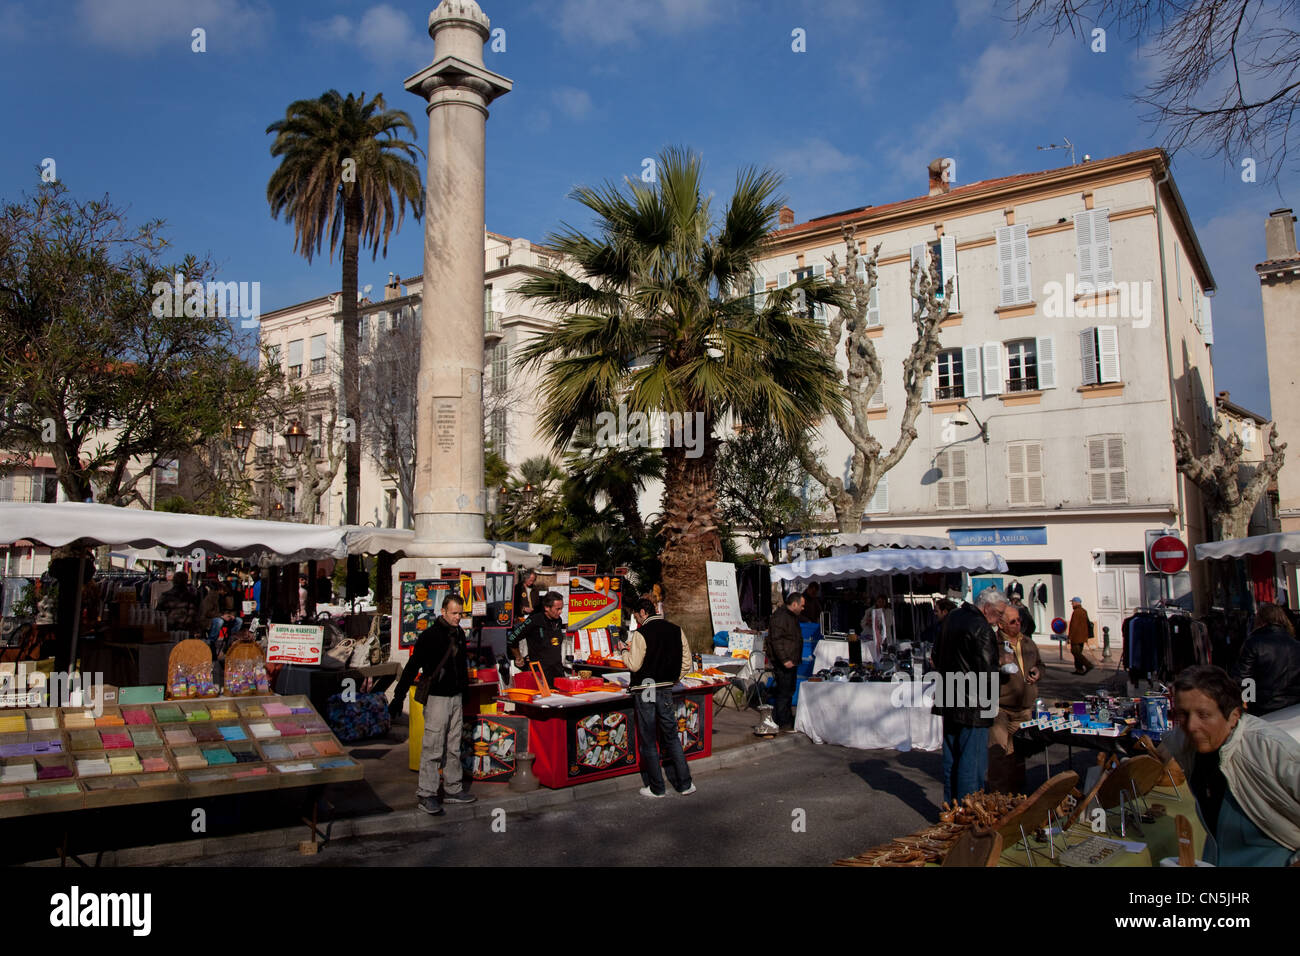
[932,586,1004,802]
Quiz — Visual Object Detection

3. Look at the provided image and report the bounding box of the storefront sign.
[705,561,745,636]
[948,527,1048,547]
[266,624,324,665]
[567,575,621,630]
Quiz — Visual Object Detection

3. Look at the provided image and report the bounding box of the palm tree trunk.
[659,421,722,652]
[342,192,363,594]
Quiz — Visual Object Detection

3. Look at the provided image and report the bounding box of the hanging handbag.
[413,639,456,706]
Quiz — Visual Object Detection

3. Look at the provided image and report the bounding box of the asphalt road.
[183,738,949,866]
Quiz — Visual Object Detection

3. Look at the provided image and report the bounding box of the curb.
[22,732,805,866]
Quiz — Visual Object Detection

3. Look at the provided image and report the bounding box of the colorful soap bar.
[129,728,161,747]
[75,758,111,777]
[290,707,312,715]
[68,731,102,751]
[202,747,235,766]
[312,739,342,756]
[316,758,353,769]
[260,744,291,760]
[109,754,142,774]
[263,703,291,716]
[29,717,59,731]
[232,750,259,763]
[274,761,314,773]
[0,764,36,783]
[218,725,247,741]
[248,722,279,738]
[184,708,209,722]
[37,765,73,780]
[191,726,222,742]
[289,741,316,758]
[153,706,184,723]
[0,743,33,758]
[0,715,27,733]
[27,783,78,796]
[141,757,169,773]
[163,728,194,746]
[101,732,133,749]
[63,713,96,729]
[95,714,125,727]
[232,766,269,778]
[123,709,153,725]
[273,721,304,736]
[240,705,266,719]
[209,706,238,720]
[174,753,206,770]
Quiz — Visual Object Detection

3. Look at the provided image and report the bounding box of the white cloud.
[552,87,593,121]
[954,0,996,30]
[771,138,862,179]
[307,4,430,69]
[552,0,737,47]
[77,0,272,53]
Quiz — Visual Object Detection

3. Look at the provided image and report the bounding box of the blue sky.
[1,0,1293,416]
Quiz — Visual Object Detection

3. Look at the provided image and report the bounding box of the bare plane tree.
[359,309,417,525]
[1174,418,1286,537]
[1007,0,1300,182]
[797,225,951,530]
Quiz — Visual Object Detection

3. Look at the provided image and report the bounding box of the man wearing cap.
[1068,597,1094,674]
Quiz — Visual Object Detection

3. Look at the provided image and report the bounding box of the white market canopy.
[787,531,954,551]
[1195,532,1300,562]
[771,548,1009,584]
[0,503,553,567]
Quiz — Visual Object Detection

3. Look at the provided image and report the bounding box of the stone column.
[402,0,511,561]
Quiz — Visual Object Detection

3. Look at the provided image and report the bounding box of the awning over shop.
[1194,532,1300,562]
[771,548,1009,584]
[789,531,954,551]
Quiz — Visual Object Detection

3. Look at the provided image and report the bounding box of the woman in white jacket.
[1162,665,1300,866]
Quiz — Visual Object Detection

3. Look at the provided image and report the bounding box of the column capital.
[404,56,512,105]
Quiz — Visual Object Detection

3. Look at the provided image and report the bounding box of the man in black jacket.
[507,591,567,684]
[390,594,476,815]
[765,591,805,732]
[933,587,1003,803]
[619,598,695,797]
[1232,604,1300,715]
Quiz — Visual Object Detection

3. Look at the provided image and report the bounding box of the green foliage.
[717,416,826,557]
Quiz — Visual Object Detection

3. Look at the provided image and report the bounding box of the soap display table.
[0,694,361,818]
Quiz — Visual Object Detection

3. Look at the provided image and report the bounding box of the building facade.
[755,149,1219,642]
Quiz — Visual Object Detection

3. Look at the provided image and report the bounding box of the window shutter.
[310,334,326,361]
[777,271,790,288]
[1175,246,1182,299]
[869,382,885,408]
[866,285,881,327]
[1074,211,1095,291]
[962,344,982,398]
[1092,209,1113,289]
[940,235,959,311]
[866,473,888,513]
[1008,443,1026,506]
[1025,441,1043,505]
[910,243,927,296]
[936,450,951,509]
[982,341,1004,396]
[1107,436,1127,501]
[1012,224,1032,304]
[1200,295,1214,345]
[922,368,934,403]
[1079,328,1098,386]
[1036,336,1056,389]
[288,339,303,366]
[1087,438,1108,502]
[950,449,968,508]
[813,263,826,279]
[1097,324,1121,382]
[997,226,1015,307]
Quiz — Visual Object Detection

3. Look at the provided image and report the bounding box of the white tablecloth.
[812,639,876,672]
[795,679,942,752]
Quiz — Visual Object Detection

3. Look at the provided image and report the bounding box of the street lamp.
[230,420,252,453]
[950,408,990,444]
[283,420,308,458]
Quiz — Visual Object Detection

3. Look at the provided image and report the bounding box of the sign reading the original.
[266,624,324,666]
[948,527,1048,547]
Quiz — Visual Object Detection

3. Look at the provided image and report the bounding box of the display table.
[0,694,362,818]
[812,639,876,673]
[499,681,726,789]
[795,679,941,752]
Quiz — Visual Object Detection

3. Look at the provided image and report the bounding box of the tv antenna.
[1037,138,1077,165]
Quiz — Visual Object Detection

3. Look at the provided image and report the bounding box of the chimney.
[1217,390,1230,403]
[384,273,402,300]
[778,205,795,226]
[1265,208,1298,260]
[928,158,950,196]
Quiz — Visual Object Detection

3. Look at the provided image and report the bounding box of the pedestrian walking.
[1068,597,1094,674]
[390,593,476,815]
[618,598,695,798]
[765,591,804,733]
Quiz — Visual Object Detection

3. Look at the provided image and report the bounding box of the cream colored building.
[755,149,1219,641]
[254,229,561,529]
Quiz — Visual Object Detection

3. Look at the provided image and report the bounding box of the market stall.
[772,547,1009,752]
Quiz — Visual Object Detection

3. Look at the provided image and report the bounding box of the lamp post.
[950,408,990,444]
[283,421,308,459]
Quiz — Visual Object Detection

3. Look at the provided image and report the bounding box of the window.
[1079,326,1121,385]
[936,348,964,399]
[865,473,888,514]
[1007,441,1044,507]
[285,487,296,516]
[266,344,281,369]
[935,448,968,510]
[310,334,326,375]
[1198,290,1214,346]
[359,315,369,351]
[793,264,828,321]
[491,342,508,393]
[1074,208,1113,293]
[30,471,57,503]
[489,408,507,452]
[287,339,303,378]
[750,272,765,309]
[0,474,13,502]
[311,415,323,447]
[1086,435,1127,503]
[1006,340,1038,392]
[385,489,398,529]
[1175,245,1182,300]
[911,237,959,310]
[996,224,1032,306]
[498,256,509,269]
[869,382,885,408]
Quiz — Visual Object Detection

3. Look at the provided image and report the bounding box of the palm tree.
[265,90,423,565]
[518,147,845,648]
[562,427,664,540]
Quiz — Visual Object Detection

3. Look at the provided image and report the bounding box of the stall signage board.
[1148,535,1188,575]
[399,578,468,648]
[473,571,513,626]
[266,624,324,665]
[567,576,621,630]
[948,527,1047,547]
[705,561,745,636]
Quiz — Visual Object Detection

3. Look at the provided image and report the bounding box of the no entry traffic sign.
[1148,535,1188,575]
